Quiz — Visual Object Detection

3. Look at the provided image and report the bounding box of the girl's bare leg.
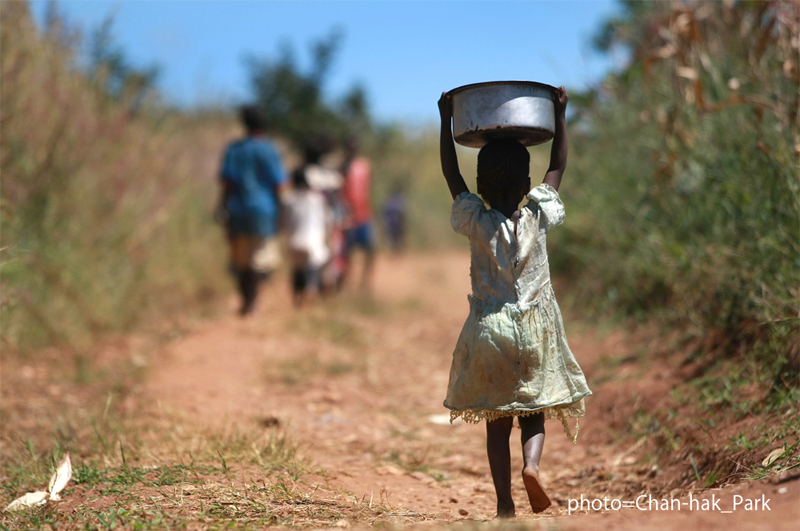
[486,417,515,518]
[519,413,551,513]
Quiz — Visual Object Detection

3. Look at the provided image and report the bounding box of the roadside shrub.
[552,1,799,385]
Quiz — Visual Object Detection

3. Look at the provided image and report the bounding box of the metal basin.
[450,81,556,148]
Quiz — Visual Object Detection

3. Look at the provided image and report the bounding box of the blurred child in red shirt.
[341,137,375,290]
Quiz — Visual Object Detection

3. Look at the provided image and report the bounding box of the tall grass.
[1,3,238,353]
[550,2,799,386]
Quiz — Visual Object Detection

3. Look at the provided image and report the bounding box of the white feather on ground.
[4,491,49,511]
[47,453,72,501]
[4,453,72,511]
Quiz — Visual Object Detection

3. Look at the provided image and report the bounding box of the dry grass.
[1,3,240,356]
[0,406,436,530]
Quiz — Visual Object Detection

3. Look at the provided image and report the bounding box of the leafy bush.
[552,1,799,385]
[246,28,371,149]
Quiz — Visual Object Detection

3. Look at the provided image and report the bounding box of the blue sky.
[32,1,620,124]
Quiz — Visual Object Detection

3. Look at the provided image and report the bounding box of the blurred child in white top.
[284,166,330,306]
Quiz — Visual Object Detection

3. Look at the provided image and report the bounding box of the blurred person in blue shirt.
[217,105,288,316]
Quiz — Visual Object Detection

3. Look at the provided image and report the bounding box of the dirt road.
[140,251,798,530]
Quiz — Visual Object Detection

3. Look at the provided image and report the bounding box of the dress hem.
[444,394,590,444]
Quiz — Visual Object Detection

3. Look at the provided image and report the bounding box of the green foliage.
[246,28,372,149]
[553,1,799,386]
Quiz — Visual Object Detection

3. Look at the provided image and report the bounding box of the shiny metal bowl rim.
[448,80,558,97]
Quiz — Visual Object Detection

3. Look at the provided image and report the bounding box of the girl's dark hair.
[476,139,530,199]
[240,105,266,133]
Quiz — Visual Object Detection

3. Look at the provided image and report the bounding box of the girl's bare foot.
[522,467,551,513]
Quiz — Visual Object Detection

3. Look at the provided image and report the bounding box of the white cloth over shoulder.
[445,184,591,441]
[305,164,344,191]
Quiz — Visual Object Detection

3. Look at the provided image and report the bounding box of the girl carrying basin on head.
[437,87,591,518]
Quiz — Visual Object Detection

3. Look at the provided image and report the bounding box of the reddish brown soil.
[140,251,799,529]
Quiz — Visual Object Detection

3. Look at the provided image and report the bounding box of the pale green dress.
[444,184,591,442]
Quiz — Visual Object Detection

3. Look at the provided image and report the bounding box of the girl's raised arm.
[543,87,569,191]
[438,92,469,199]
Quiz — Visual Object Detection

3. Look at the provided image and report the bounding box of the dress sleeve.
[450,192,486,236]
[527,183,565,232]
